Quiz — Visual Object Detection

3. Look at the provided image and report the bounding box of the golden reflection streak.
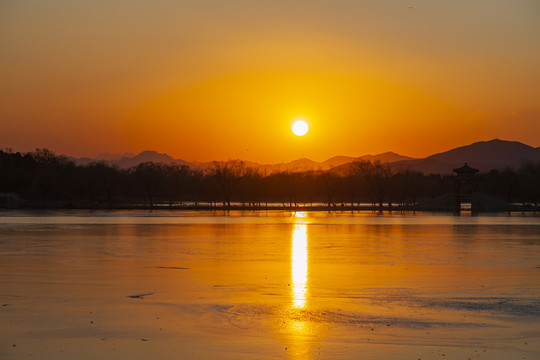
[291,212,308,308]
[284,212,324,360]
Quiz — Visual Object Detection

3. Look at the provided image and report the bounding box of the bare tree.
[212,160,250,207]
[164,165,190,207]
[133,162,165,208]
[352,160,393,209]
[320,171,339,208]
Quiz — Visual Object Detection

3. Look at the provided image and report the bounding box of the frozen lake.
[1,210,539,359]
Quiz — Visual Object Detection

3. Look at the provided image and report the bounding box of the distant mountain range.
[391,139,540,174]
[69,139,540,175]
[72,150,192,169]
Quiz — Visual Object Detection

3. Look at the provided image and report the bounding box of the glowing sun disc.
[292,120,309,136]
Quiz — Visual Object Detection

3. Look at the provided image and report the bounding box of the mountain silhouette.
[95,152,135,161]
[71,150,193,169]
[117,151,175,168]
[428,139,539,165]
[70,139,540,174]
[320,152,413,169]
[391,139,540,174]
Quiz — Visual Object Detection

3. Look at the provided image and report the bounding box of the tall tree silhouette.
[133,162,165,208]
[212,160,250,207]
[352,160,393,208]
[320,171,339,207]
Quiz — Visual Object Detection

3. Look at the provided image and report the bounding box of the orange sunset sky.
[1,1,539,163]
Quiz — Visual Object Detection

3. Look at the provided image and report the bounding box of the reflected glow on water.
[291,213,308,308]
[1,211,539,359]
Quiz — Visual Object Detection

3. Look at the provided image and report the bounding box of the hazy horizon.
[3,137,538,165]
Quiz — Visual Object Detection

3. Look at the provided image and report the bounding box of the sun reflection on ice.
[285,212,314,359]
[291,212,308,308]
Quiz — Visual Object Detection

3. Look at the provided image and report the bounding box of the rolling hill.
[390,139,540,174]
[70,139,540,174]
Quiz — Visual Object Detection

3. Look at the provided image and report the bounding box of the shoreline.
[3,202,538,213]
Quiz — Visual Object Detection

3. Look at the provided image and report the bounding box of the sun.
[292,120,309,136]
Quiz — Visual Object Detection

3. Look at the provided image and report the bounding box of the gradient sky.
[1,0,539,163]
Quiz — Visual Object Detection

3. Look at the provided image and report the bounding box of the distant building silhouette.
[453,163,479,211]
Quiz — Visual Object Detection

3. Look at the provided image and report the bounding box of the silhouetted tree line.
[1,148,539,209]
